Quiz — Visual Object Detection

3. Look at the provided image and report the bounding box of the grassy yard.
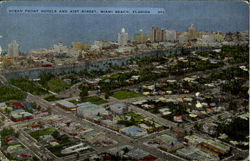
[49,79,70,89]
[8,77,48,95]
[29,128,56,140]
[111,90,143,100]
[39,78,71,93]
[69,99,79,104]
[0,85,26,102]
[81,96,108,105]
[118,112,145,127]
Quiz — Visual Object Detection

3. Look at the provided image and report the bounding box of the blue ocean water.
[0,1,248,52]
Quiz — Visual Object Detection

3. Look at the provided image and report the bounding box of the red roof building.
[137,155,157,161]
[12,102,24,108]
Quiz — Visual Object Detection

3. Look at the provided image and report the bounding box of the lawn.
[49,79,70,89]
[8,77,48,95]
[39,78,71,93]
[0,85,26,102]
[118,112,145,127]
[69,99,79,104]
[47,83,64,93]
[81,96,108,105]
[111,90,143,100]
[29,128,56,140]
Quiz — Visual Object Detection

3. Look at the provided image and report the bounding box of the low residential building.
[139,123,153,131]
[132,100,147,105]
[0,102,7,109]
[173,116,183,122]
[56,100,77,111]
[159,108,171,116]
[119,126,147,137]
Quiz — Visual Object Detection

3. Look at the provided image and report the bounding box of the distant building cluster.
[0,24,248,70]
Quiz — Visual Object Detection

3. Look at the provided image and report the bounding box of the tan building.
[214,32,225,42]
[118,28,128,46]
[72,42,91,51]
[8,40,19,57]
[196,32,203,39]
[187,24,197,41]
[150,27,166,42]
[134,29,148,43]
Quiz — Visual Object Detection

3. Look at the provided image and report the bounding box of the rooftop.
[120,126,147,135]
[158,134,177,143]
[56,100,76,108]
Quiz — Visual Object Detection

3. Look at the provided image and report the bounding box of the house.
[143,85,155,91]
[132,100,147,105]
[119,126,147,137]
[86,80,99,86]
[11,102,24,108]
[139,123,153,131]
[7,144,23,153]
[0,102,7,109]
[159,108,171,116]
[56,100,77,111]
[5,136,18,145]
[173,116,183,122]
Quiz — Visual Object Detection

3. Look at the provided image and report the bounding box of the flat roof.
[110,103,127,109]
[78,103,103,110]
[120,126,147,134]
[56,100,76,108]
[158,134,177,143]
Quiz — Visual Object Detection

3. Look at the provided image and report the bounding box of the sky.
[0,1,248,53]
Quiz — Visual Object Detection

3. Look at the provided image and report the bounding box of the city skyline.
[0,1,248,52]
